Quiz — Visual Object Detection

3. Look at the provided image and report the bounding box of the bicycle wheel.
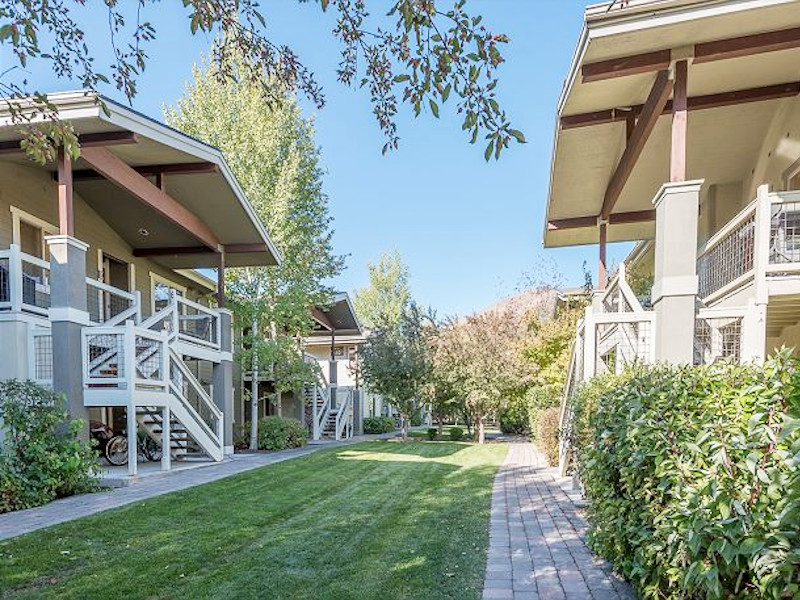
[105,435,129,466]
[142,436,163,462]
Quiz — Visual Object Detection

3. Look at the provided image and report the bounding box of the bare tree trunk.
[477,414,485,444]
[275,389,283,417]
[249,318,259,451]
[402,415,409,440]
[437,410,444,438]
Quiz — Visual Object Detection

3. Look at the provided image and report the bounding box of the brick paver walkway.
[483,443,634,600]
[0,434,391,542]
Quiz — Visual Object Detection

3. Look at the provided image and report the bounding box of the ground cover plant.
[570,351,800,599]
[0,441,506,600]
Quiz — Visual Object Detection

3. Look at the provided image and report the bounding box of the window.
[11,207,57,259]
[785,158,800,191]
[150,273,185,313]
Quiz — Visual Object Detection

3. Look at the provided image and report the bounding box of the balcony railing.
[697,188,800,302]
[86,278,141,325]
[0,245,51,316]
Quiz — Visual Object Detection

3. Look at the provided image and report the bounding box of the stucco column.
[46,234,91,440]
[213,308,234,455]
[651,180,704,364]
[352,388,363,436]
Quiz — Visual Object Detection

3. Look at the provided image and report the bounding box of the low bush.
[0,380,98,513]
[363,416,395,434]
[535,406,560,466]
[257,416,308,451]
[570,351,800,599]
[426,428,438,441]
[410,413,422,427]
[449,427,465,442]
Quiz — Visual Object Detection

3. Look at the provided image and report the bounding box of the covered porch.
[0,91,280,476]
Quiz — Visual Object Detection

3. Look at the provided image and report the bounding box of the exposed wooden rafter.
[547,209,655,231]
[0,130,138,154]
[582,49,671,83]
[602,70,673,219]
[311,307,334,331]
[80,146,220,251]
[132,243,269,257]
[694,26,800,64]
[561,81,800,129]
[67,161,217,182]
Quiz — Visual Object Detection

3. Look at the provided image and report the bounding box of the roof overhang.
[544,0,800,248]
[309,292,363,337]
[0,91,281,268]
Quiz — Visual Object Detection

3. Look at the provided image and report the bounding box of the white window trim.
[149,272,186,313]
[10,206,58,257]
[784,157,800,191]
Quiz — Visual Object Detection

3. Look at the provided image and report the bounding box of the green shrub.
[526,385,561,439]
[535,406,560,466]
[449,427,465,442]
[363,416,395,434]
[499,395,528,434]
[257,416,308,451]
[0,380,98,513]
[426,428,438,441]
[570,351,800,599]
[410,413,422,427]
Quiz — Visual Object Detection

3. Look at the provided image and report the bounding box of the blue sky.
[2,1,632,316]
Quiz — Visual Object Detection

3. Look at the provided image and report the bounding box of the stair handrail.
[168,347,223,441]
[141,303,178,337]
[315,385,333,437]
[335,388,353,440]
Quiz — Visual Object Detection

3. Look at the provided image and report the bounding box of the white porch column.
[652,180,704,364]
[47,234,91,439]
[741,184,771,363]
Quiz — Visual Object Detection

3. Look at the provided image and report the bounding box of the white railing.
[314,384,333,440]
[335,387,354,440]
[600,263,644,314]
[28,327,53,386]
[697,199,757,301]
[174,295,220,350]
[695,186,800,303]
[0,245,51,316]
[168,347,223,445]
[82,321,169,391]
[86,278,140,325]
[694,308,745,365]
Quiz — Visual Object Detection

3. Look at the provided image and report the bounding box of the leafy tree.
[0,1,523,162]
[353,249,411,332]
[165,57,344,449]
[434,309,532,443]
[360,302,432,439]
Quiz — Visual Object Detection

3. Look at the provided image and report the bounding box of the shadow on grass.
[0,441,507,600]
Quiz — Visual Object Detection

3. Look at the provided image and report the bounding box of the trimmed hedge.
[257,416,308,451]
[570,352,800,599]
[363,416,395,434]
[535,406,560,466]
[0,380,98,513]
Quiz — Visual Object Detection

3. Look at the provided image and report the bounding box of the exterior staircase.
[81,294,225,469]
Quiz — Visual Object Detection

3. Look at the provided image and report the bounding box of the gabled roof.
[309,292,364,338]
[0,91,281,268]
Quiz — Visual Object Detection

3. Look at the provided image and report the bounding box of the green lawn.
[0,441,507,600]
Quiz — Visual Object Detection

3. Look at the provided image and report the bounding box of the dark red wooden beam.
[561,81,800,129]
[582,49,671,83]
[602,70,673,219]
[547,210,655,231]
[694,26,800,64]
[0,130,138,154]
[68,161,217,181]
[133,246,210,257]
[81,146,220,250]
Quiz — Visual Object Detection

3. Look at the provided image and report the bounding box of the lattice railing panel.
[694,316,742,365]
[698,213,755,298]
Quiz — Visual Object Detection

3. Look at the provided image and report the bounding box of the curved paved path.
[483,443,634,600]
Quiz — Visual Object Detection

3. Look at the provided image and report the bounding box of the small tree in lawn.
[435,309,530,443]
[360,303,432,440]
